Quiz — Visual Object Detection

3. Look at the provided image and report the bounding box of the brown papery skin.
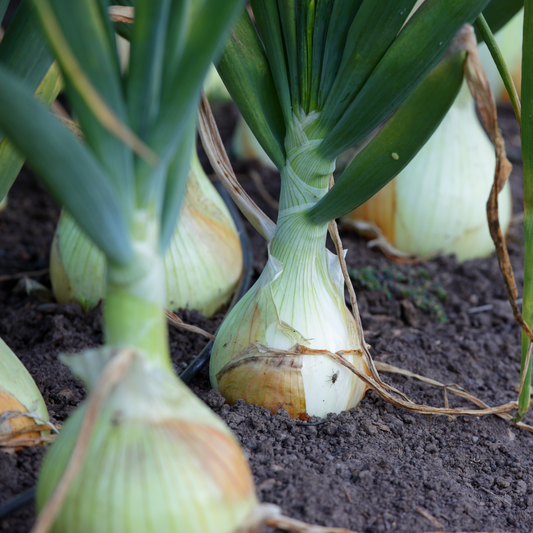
[0,389,40,447]
[216,348,307,419]
[216,344,371,419]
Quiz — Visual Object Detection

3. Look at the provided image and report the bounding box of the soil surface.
[1,104,533,533]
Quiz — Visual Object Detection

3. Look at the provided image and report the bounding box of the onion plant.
[0,338,49,448]
[209,0,498,419]
[0,1,262,531]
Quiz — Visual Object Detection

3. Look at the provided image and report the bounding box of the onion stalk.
[343,79,512,262]
[50,150,243,317]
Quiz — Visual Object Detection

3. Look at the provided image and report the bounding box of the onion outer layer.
[50,153,243,317]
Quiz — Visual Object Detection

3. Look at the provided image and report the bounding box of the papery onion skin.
[50,154,243,317]
[0,387,41,446]
[0,337,49,445]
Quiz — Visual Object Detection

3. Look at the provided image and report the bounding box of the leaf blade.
[318,0,417,133]
[34,0,135,219]
[0,65,132,265]
[0,0,54,92]
[307,51,466,224]
[251,0,293,124]
[216,8,286,169]
[0,61,63,201]
[320,0,491,159]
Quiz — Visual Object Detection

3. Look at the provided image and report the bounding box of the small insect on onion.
[328,371,339,385]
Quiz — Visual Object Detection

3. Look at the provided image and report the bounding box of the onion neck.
[271,113,335,267]
[104,211,172,372]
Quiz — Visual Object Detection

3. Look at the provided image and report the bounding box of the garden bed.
[0,104,532,533]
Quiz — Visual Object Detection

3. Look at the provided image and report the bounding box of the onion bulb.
[343,80,512,262]
[0,337,48,447]
[37,348,258,533]
[50,152,243,317]
[211,115,369,419]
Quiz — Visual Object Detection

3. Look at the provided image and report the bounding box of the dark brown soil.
[1,104,533,533]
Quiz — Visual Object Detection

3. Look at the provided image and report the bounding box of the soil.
[1,103,533,533]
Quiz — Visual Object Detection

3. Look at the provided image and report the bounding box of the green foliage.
[478,0,524,38]
[0,0,241,265]
[220,0,492,225]
[308,51,466,223]
[350,265,448,323]
[0,1,54,94]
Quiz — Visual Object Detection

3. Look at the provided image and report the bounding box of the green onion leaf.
[318,0,417,134]
[217,7,286,169]
[251,0,293,125]
[320,0,491,159]
[34,0,135,221]
[307,51,466,224]
[317,0,363,109]
[0,1,53,93]
[0,65,132,265]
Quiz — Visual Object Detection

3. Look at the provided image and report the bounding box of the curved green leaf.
[308,0,333,112]
[307,51,466,224]
[318,0,417,133]
[277,0,300,111]
[216,8,286,169]
[159,116,196,253]
[0,0,8,25]
[251,0,293,124]
[34,0,135,220]
[127,0,170,140]
[317,0,363,109]
[154,0,241,158]
[0,0,53,93]
[0,65,132,265]
[320,0,490,159]
[0,61,63,202]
